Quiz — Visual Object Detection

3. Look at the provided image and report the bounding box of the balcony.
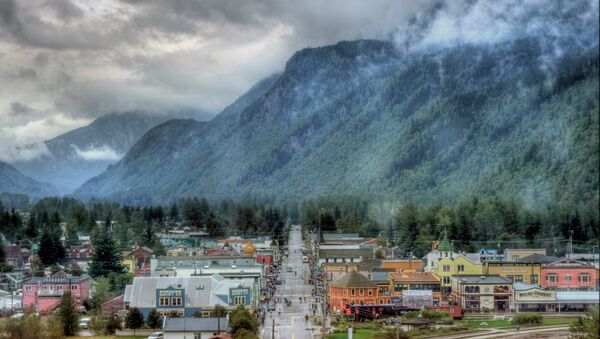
[38,290,65,297]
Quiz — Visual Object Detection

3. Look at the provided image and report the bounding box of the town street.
[261,225,317,339]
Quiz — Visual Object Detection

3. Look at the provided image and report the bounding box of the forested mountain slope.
[75,38,599,208]
[12,112,180,194]
[0,161,57,197]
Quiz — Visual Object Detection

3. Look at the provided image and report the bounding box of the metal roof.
[126,274,254,308]
[455,275,512,284]
[556,292,600,302]
[163,317,229,332]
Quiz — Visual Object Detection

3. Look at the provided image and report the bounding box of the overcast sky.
[0,0,597,160]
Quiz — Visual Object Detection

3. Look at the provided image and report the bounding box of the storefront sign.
[515,289,556,301]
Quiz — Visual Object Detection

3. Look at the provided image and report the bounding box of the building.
[101,295,124,316]
[369,272,391,304]
[122,246,154,277]
[541,258,596,291]
[153,264,263,287]
[256,249,273,267]
[504,249,546,262]
[4,245,25,269]
[389,272,442,305]
[428,236,483,294]
[485,261,541,285]
[450,275,512,312]
[67,246,94,271]
[327,270,380,313]
[513,283,599,312]
[22,271,90,314]
[0,272,25,291]
[124,274,258,317]
[163,317,229,339]
[381,259,423,272]
[318,247,373,265]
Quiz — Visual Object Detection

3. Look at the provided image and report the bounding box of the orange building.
[389,271,443,304]
[381,259,423,272]
[328,271,383,312]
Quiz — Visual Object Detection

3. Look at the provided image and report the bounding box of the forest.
[0,192,597,268]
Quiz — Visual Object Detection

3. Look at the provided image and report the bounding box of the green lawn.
[71,336,147,339]
[327,329,378,339]
[462,316,579,329]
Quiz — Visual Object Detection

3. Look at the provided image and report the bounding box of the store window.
[546,274,557,283]
[578,274,590,283]
[564,275,572,282]
[530,275,538,284]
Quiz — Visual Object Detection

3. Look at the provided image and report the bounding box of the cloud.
[71,145,122,161]
[0,0,596,161]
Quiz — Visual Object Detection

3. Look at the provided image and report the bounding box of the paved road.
[261,225,317,339]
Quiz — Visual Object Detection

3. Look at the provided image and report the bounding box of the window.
[359,288,364,296]
[530,275,538,284]
[233,296,246,305]
[172,297,182,306]
[511,255,520,261]
[25,286,32,291]
[564,275,572,282]
[546,274,557,283]
[201,311,211,317]
[514,275,523,283]
[351,289,355,296]
[443,265,450,272]
[457,265,465,272]
[368,289,373,296]
[579,274,591,283]
[159,297,170,306]
[195,333,202,339]
[494,285,509,294]
[443,276,451,284]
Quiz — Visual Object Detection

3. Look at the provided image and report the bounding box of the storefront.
[450,275,512,313]
[513,285,599,312]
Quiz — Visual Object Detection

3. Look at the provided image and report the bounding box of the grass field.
[462,316,578,329]
[327,329,378,339]
[71,336,147,339]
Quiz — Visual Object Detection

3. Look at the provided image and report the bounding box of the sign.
[229,287,251,306]
[391,297,401,305]
[515,288,556,301]
[156,286,185,308]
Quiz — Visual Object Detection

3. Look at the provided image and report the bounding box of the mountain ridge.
[75,38,599,208]
[0,161,57,197]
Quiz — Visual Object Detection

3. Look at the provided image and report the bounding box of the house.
[369,272,391,303]
[255,249,273,267]
[22,271,90,314]
[427,236,483,294]
[4,245,24,269]
[122,246,154,276]
[124,274,258,317]
[163,317,229,339]
[153,264,263,287]
[0,272,25,291]
[389,272,442,305]
[327,270,381,313]
[450,275,512,313]
[67,246,94,271]
[484,261,542,285]
[381,259,423,272]
[541,258,596,291]
[101,295,124,316]
[504,249,546,262]
[318,247,373,265]
[513,283,599,312]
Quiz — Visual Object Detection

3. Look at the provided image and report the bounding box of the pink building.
[22,271,90,314]
[541,258,596,290]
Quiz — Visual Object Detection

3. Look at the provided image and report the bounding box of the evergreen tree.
[146,309,161,330]
[25,214,38,240]
[395,201,419,256]
[230,305,258,338]
[38,226,64,267]
[58,292,79,336]
[89,226,124,277]
[141,224,157,249]
[125,307,144,335]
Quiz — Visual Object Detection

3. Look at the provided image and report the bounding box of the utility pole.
[569,229,574,255]
[271,318,275,339]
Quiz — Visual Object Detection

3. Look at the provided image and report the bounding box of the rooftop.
[330,270,377,288]
[164,317,229,332]
[318,248,373,259]
[389,272,440,283]
[518,254,561,264]
[455,275,512,284]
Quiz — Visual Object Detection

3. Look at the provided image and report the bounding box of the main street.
[261,225,317,339]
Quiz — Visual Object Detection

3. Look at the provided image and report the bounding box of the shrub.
[511,313,542,326]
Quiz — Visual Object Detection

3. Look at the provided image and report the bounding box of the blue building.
[124,274,258,317]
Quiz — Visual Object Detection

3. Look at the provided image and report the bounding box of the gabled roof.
[437,232,453,252]
[545,257,592,267]
[330,270,377,288]
[164,317,229,332]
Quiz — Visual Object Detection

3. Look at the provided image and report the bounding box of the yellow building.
[431,234,483,294]
[484,261,542,285]
[504,249,546,262]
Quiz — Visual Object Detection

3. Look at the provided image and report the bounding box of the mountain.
[12,112,186,194]
[0,161,57,197]
[75,38,599,208]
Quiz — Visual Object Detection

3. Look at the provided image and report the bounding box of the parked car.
[10,313,24,320]
[78,317,91,329]
[267,303,276,311]
[148,332,163,339]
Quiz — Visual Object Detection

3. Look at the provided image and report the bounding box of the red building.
[22,271,90,314]
[541,258,596,290]
[101,295,124,316]
[327,270,381,313]
[124,246,154,277]
[256,249,273,267]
